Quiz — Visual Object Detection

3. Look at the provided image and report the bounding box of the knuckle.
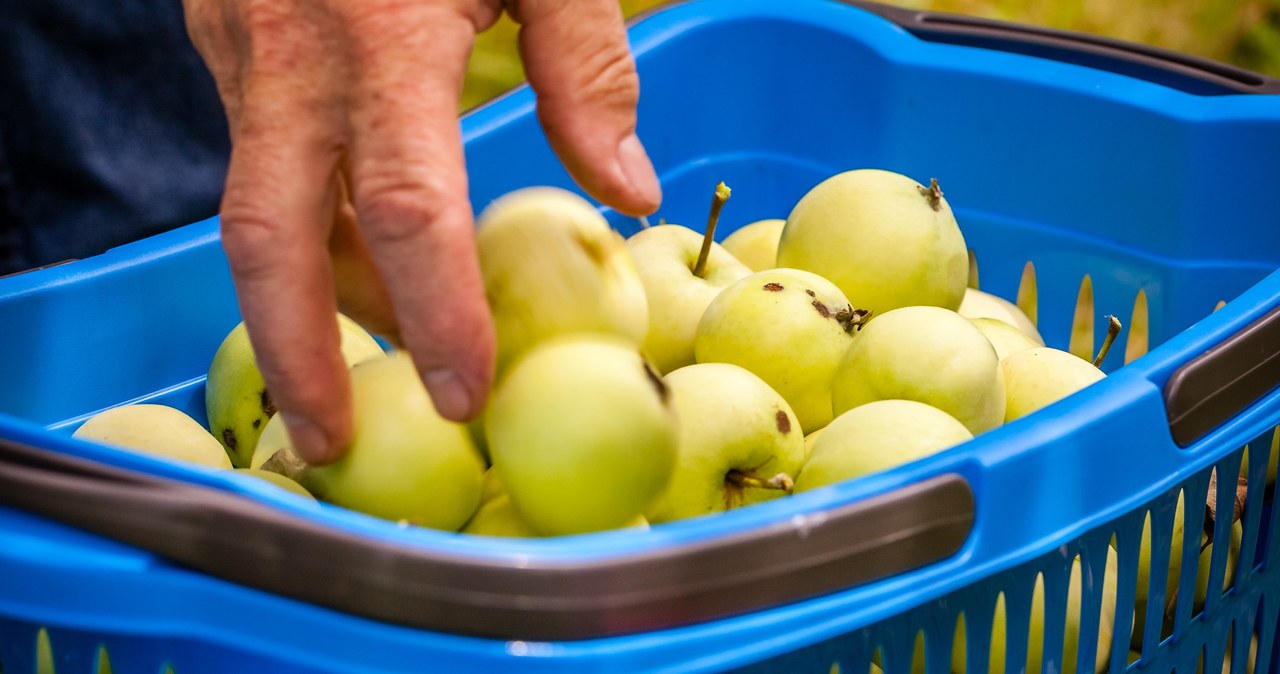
[581,46,640,107]
[540,40,640,117]
[353,176,457,247]
[218,209,288,279]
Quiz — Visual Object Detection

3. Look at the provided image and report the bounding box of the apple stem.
[1092,315,1123,368]
[726,470,794,492]
[637,215,652,229]
[693,181,731,278]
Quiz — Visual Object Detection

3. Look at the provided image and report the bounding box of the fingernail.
[424,368,476,422]
[281,413,336,466]
[617,133,662,212]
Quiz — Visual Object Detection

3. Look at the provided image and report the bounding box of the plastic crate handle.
[1165,304,1280,446]
[839,0,1280,96]
[0,437,973,640]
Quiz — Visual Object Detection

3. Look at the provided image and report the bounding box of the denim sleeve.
[0,0,230,275]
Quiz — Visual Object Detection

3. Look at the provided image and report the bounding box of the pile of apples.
[72,167,1116,537]
[68,167,1259,671]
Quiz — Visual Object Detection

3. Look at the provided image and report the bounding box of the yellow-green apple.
[959,288,1044,345]
[233,468,314,499]
[73,404,232,469]
[463,494,544,538]
[777,168,968,315]
[464,494,650,537]
[485,336,678,536]
[722,218,785,272]
[970,317,1040,361]
[695,268,865,433]
[803,428,824,461]
[794,400,973,491]
[479,465,506,505]
[627,224,751,374]
[647,363,805,524]
[831,306,1006,436]
[248,411,309,484]
[206,313,384,467]
[301,351,486,530]
[1001,347,1105,423]
[476,186,649,374]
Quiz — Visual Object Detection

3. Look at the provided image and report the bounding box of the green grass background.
[461,0,1280,109]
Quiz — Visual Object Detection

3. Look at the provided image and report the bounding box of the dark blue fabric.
[0,0,230,275]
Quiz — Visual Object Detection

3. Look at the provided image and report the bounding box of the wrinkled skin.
[183,0,661,463]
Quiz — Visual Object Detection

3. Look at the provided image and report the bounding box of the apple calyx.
[692,181,732,278]
[1092,315,1124,367]
[260,448,308,482]
[835,307,874,333]
[725,469,795,492]
[917,178,944,212]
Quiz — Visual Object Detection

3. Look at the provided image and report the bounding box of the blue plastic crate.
[1,0,1279,672]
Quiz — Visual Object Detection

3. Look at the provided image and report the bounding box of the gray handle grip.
[842,0,1280,95]
[0,436,974,640]
[1165,304,1280,447]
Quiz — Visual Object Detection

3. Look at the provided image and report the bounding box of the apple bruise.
[771,283,871,334]
[776,409,791,435]
[220,387,275,453]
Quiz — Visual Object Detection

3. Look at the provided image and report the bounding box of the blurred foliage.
[462,0,1280,109]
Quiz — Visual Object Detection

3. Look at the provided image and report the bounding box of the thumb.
[511,0,661,216]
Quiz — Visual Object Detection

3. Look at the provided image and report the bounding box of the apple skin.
[206,313,384,467]
[627,224,752,374]
[1001,347,1105,423]
[970,317,1040,362]
[249,411,291,469]
[777,168,968,316]
[476,186,650,373]
[233,468,315,499]
[959,288,1044,345]
[952,548,1118,674]
[694,268,860,434]
[831,306,1006,436]
[302,351,486,531]
[803,428,824,461]
[463,494,543,538]
[721,218,785,272]
[73,404,233,469]
[794,400,972,492]
[647,362,805,524]
[485,335,678,536]
[479,465,506,505]
[463,494,650,538]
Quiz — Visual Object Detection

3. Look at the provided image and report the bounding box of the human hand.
[183,0,662,464]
